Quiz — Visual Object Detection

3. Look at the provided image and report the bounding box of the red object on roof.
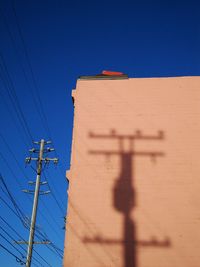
[102,70,124,76]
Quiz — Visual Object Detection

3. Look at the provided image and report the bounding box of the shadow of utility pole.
[83,129,171,267]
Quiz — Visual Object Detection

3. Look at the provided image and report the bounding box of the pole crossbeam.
[15,241,51,245]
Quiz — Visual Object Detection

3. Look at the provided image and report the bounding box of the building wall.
[64,76,200,267]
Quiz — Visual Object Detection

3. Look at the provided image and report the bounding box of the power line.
[11,1,51,140]
[0,90,29,148]
[0,183,55,266]
[2,3,68,218]
[0,134,29,180]
[0,195,26,225]
[0,53,33,144]
[1,3,57,147]
[0,170,65,263]
[0,172,63,260]
[1,4,67,262]
[0,216,47,267]
[0,232,25,259]
[7,2,69,183]
[46,180,65,216]
[45,169,66,211]
[3,0,69,173]
[4,1,69,206]
[34,230,63,260]
[0,174,27,226]
[0,134,66,239]
[0,6,47,138]
[0,163,63,239]
[2,1,70,173]
[0,151,25,189]
[0,242,26,265]
[0,226,27,258]
[39,198,64,240]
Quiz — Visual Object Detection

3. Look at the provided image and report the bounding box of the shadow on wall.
[83,129,171,267]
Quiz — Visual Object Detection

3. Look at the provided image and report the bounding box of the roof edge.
[78,74,129,80]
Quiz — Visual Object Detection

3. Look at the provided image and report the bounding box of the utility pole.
[22,139,58,267]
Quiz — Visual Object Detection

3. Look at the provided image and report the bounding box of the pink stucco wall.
[64,76,200,267]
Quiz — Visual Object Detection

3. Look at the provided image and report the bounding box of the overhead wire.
[44,174,65,216]
[10,0,68,210]
[11,0,51,139]
[1,3,49,145]
[0,134,29,180]
[39,197,64,240]
[45,169,66,212]
[1,30,114,261]
[0,53,33,145]
[0,232,25,260]
[0,195,54,266]
[0,152,26,190]
[0,226,39,266]
[10,1,69,176]
[10,0,68,209]
[0,3,67,263]
[0,140,64,245]
[0,154,65,261]
[0,174,28,227]
[0,173,61,264]
[12,0,69,177]
[0,242,26,265]
[0,6,47,138]
[0,90,29,148]
[0,216,46,267]
[34,230,63,260]
[0,133,63,225]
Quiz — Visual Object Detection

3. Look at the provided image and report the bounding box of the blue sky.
[0,0,199,266]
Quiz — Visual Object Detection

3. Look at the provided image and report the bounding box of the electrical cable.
[34,228,63,259]
[3,1,68,218]
[0,242,26,265]
[0,53,33,144]
[0,232,25,259]
[39,198,64,240]
[11,1,51,140]
[0,195,54,266]
[0,216,46,267]
[0,134,66,241]
[47,182,65,216]
[0,4,66,263]
[0,152,25,189]
[0,6,47,139]
[0,156,64,259]
[0,226,39,266]
[0,134,29,180]
[45,169,66,211]
[0,90,29,148]
[0,173,62,255]
[0,174,27,223]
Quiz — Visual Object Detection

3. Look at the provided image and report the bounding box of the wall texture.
[64,76,200,267]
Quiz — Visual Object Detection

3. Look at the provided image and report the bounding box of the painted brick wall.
[64,76,200,267]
